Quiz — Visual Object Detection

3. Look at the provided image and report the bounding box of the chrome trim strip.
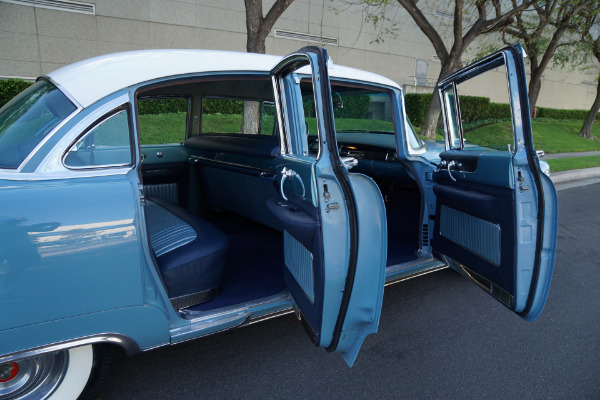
[384,257,447,286]
[385,264,447,286]
[189,155,273,175]
[179,292,293,323]
[31,94,131,179]
[0,333,141,363]
[245,308,295,325]
[0,166,133,181]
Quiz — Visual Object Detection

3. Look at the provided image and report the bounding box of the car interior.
[136,75,426,313]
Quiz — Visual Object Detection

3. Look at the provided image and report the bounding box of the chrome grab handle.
[341,156,358,170]
[280,167,306,201]
[447,160,457,182]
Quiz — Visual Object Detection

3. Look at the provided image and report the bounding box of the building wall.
[0,0,597,110]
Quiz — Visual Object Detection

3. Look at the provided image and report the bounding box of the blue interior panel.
[432,180,516,301]
[284,230,315,303]
[439,205,501,266]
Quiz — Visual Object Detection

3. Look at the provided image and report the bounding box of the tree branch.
[261,0,294,39]
[396,0,450,64]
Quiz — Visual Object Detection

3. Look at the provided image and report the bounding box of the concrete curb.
[550,167,600,184]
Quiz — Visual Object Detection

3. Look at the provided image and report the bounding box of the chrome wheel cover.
[0,351,68,400]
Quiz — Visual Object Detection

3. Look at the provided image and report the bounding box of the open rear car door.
[268,47,387,366]
[433,44,558,320]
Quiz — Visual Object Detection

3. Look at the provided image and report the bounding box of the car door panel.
[270,47,387,366]
[141,145,189,205]
[438,150,514,188]
[432,181,517,307]
[433,44,557,320]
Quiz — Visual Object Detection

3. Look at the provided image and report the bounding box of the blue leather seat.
[145,197,228,309]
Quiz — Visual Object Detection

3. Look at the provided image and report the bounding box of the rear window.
[137,97,189,145]
[201,97,276,135]
[0,80,76,169]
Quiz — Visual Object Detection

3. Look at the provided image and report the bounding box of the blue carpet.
[190,213,285,312]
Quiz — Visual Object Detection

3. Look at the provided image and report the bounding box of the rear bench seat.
[145,197,228,309]
[186,134,282,230]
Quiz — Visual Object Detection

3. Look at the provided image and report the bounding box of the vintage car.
[0,45,557,399]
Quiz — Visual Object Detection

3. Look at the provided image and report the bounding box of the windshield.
[0,80,76,169]
[301,81,395,134]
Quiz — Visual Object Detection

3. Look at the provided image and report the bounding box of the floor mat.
[190,213,286,312]
[387,232,419,266]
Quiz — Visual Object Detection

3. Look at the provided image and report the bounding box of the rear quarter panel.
[0,170,170,354]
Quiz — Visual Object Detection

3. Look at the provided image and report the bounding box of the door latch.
[325,203,339,213]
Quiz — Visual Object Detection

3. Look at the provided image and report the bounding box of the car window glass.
[138,97,189,144]
[201,97,275,135]
[300,80,396,156]
[301,81,395,135]
[451,64,514,152]
[405,116,426,152]
[0,80,76,169]
[442,86,462,149]
[64,109,132,168]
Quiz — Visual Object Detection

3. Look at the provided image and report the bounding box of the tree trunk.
[421,94,441,139]
[528,70,543,117]
[245,0,266,54]
[420,60,460,139]
[243,0,263,134]
[242,101,261,134]
[579,79,600,139]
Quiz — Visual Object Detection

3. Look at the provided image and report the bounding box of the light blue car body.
[0,44,557,372]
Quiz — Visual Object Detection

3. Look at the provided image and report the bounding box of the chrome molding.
[33,93,131,179]
[384,257,447,286]
[172,292,294,341]
[179,292,293,323]
[0,333,141,364]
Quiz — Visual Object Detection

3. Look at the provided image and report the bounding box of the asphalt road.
[94,182,600,400]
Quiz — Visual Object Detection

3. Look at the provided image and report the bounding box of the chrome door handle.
[280,167,306,201]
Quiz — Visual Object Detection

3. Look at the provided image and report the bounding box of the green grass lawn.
[464,119,600,154]
[547,156,600,172]
[138,113,395,144]
[139,113,600,172]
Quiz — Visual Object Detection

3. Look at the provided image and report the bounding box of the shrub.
[536,107,600,121]
[138,97,189,115]
[405,93,516,126]
[0,79,34,108]
[404,93,433,127]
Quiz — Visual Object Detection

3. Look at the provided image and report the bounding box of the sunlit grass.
[465,119,600,154]
[547,156,600,172]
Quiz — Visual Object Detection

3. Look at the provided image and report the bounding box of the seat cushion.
[145,197,228,308]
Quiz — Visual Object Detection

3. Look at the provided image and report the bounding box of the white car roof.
[46,49,401,108]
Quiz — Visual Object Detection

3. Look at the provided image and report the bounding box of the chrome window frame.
[62,107,133,170]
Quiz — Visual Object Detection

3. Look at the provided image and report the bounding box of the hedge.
[304,94,371,119]
[2,78,598,122]
[536,107,600,121]
[404,93,511,126]
[0,79,34,108]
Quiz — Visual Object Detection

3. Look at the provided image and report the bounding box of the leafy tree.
[571,11,600,139]
[501,0,595,117]
[243,0,294,134]
[355,0,533,138]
